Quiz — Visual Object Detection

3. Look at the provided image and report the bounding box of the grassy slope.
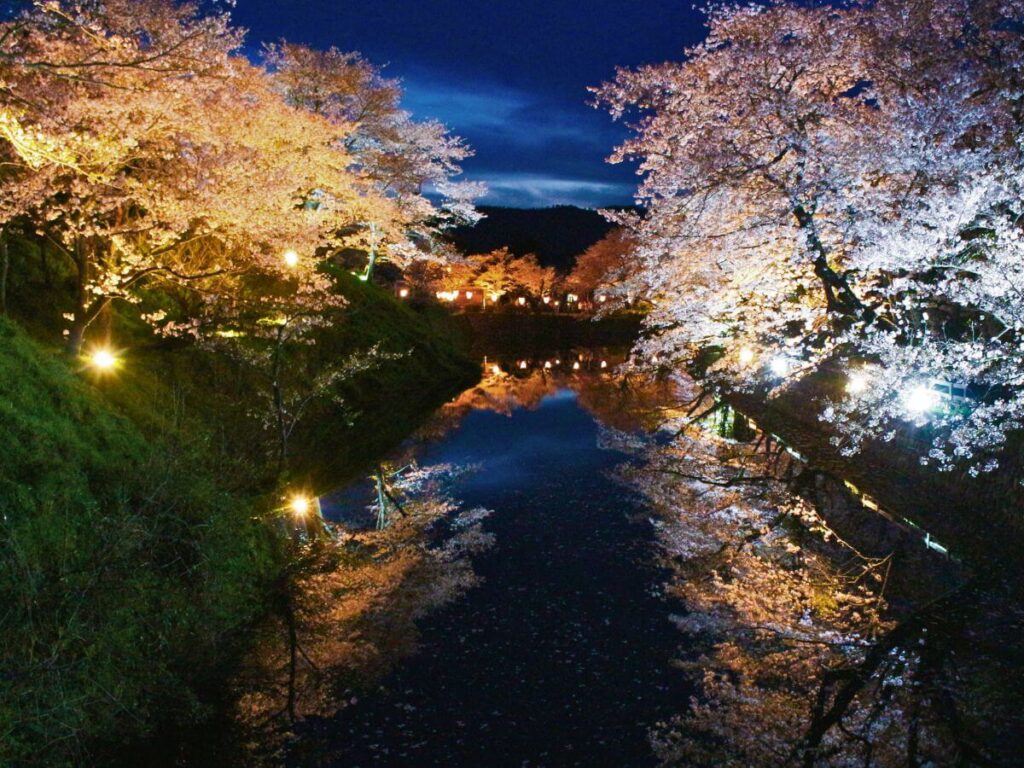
[0,318,277,765]
[0,259,478,763]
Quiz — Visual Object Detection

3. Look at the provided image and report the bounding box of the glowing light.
[519,360,528,370]
[553,301,560,307]
[846,368,871,395]
[555,359,561,365]
[566,293,578,303]
[770,356,791,377]
[491,365,502,375]
[88,348,117,371]
[517,297,527,306]
[598,295,607,303]
[435,290,458,302]
[489,292,499,302]
[903,383,939,415]
[573,361,580,370]
[465,291,473,299]
[289,495,311,517]
[283,250,300,268]
[544,361,552,369]
[398,288,409,298]
[652,355,660,364]
[600,360,608,369]
[738,347,756,366]
[542,296,550,304]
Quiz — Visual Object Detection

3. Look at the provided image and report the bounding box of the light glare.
[290,495,311,517]
[846,369,871,395]
[904,384,939,415]
[89,349,117,370]
[770,356,791,377]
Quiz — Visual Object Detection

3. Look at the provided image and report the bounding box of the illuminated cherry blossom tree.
[596,0,1024,472]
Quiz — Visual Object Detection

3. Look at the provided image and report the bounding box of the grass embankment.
[0,250,478,765]
[0,317,277,765]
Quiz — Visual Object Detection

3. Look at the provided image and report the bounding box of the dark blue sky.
[232,1,707,208]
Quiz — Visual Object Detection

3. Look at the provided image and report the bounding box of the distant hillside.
[448,205,631,272]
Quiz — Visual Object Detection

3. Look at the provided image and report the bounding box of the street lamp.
[289,495,311,518]
[769,356,791,377]
[846,368,871,395]
[87,348,118,371]
[903,383,939,416]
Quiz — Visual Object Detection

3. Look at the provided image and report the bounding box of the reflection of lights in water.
[739,347,755,366]
[904,383,939,416]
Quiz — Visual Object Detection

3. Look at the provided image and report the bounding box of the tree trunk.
[0,228,8,317]
[66,239,91,356]
[792,204,869,319]
[272,325,289,477]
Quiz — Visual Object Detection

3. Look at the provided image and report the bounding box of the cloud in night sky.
[401,76,636,207]
[231,0,707,208]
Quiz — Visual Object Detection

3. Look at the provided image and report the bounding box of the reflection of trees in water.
[614,398,1024,766]
[232,466,493,759]
[413,350,685,443]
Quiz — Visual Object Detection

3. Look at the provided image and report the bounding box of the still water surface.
[291,354,688,766]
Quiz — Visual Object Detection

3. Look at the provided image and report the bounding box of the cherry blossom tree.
[0,1,365,353]
[264,42,484,279]
[567,227,636,299]
[508,253,557,300]
[596,0,1024,473]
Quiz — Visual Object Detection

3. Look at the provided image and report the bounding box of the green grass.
[0,318,281,765]
[0,248,479,763]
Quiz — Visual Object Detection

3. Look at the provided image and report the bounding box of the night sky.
[232,1,707,209]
